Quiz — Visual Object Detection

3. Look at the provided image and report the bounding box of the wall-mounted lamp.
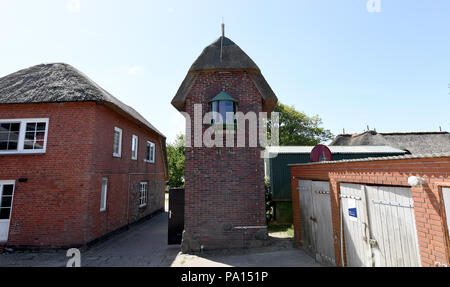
[18,178,28,183]
[408,176,425,187]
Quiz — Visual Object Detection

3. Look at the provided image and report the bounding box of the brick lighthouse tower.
[171,26,278,251]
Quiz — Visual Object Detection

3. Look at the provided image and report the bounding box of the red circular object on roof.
[310,145,332,162]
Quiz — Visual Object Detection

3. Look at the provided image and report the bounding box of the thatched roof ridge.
[331,130,450,155]
[0,63,165,138]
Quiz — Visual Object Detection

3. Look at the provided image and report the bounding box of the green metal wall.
[269,152,405,200]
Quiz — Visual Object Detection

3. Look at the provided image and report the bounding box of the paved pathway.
[0,210,320,267]
[0,212,179,267]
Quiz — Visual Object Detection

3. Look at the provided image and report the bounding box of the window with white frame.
[100,178,108,212]
[145,141,155,163]
[113,127,122,157]
[131,135,138,160]
[0,118,49,154]
[0,181,15,220]
[139,182,148,207]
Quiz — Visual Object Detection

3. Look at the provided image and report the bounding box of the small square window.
[139,182,148,207]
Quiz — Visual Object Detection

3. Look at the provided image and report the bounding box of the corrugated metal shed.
[268,146,407,200]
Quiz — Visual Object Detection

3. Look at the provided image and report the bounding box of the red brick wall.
[290,157,450,267]
[85,103,166,243]
[0,102,166,248]
[0,102,96,247]
[184,71,266,250]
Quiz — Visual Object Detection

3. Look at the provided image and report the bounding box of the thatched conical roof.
[189,36,260,72]
[172,36,278,113]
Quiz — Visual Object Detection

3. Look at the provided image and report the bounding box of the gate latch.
[310,216,317,223]
[369,238,377,246]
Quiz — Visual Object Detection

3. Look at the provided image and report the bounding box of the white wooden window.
[0,181,15,220]
[100,178,108,212]
[0,180,15,242]
[139,182,148,207]
[0,118,49,155]
[131,135,138,160]
[443,188,450,239]
[113,127,122,158]
[145,141,155,163]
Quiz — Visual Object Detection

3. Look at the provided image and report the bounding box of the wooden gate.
[298,180,336,265]
[340,183,421,267]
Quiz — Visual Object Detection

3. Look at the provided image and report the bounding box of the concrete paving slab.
[171,248,321,267]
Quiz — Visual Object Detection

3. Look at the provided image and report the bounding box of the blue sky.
[1,0,449,143]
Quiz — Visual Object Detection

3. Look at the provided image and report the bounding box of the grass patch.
[268,224,294,237]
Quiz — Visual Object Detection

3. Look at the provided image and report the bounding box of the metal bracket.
[315,190,330,195]
[372,200,413,208]
[339,194,362,200]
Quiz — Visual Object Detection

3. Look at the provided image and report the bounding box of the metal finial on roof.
[222,20,225,37]
[220,21,225,62]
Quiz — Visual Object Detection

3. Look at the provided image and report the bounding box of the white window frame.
[0,180,15,223]
[0,118,49,155]
[443,188,450,239]
[131,135,138,160]
[100,178,108,212]
[144,141,155,163]
[113,127,122,158]
[139,182,148,207]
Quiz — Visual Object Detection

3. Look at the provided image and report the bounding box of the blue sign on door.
[348,208,357,218]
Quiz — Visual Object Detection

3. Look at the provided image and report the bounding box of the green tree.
[271,102,333,146]
[166,134,185,188]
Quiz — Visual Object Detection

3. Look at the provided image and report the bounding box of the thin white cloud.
[127,66,144,76]
[67,0,81,13]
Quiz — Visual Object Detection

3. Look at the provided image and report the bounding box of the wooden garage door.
[298,180,336,266]
[340,183,371,267]
[340,183,421,267]
[298,180,314,254]
[365,185,421,267]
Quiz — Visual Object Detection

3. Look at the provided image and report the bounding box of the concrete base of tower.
[180,228,270,253]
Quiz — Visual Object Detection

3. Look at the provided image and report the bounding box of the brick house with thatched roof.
[0,63,168,249]
[331,130,450,155]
